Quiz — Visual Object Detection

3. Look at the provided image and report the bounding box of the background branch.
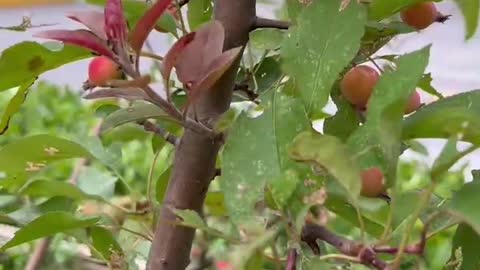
[301,224,388,270]
[253,17,291,30]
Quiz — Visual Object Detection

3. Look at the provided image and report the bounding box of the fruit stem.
[436,13,451,23]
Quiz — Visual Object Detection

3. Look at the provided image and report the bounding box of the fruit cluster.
[343,1,448,198]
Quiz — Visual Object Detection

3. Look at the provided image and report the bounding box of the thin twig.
[301,224,388,270]
[140,120,178,146]
[178,0,190,6]
[285,249,297,270]
[140,51,164,61]
[175,0,188,35]
[24,238,52,270]
[253,17,291,30]
[391,184,434,269]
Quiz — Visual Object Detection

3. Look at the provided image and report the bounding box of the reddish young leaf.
[67,11,107,40]
[104,0,128,43]
[130,0,173,54]
[161,32,196,81]
[187,46,242,106]
[174,20,225,85]
[34,29,115,59]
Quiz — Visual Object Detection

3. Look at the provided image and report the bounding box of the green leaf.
[173,209,230,239]
[0,78,36,135]
[20,180,96,201]
[187,0,213,30]
[250,29,285,51]
[267,170,301,210]
[290,131,362,203]
[101,102,175,134]
[221,88,309,224]
[8,197,76,225]
[281,0,366,118]
[0,135,91,189]
[431,137,475,179]
[1,212,99,250]
[286,0,305,21]
[155,166,171,203]
[451,223,480,270]
[446,181,480,234]
[418,73,444,99]
[403,90,480,145]
[347,46,430,186]
[454,0,480,39]
[0,42,90,92]
[205,191,227,216]
[77,167,118,200]
[324,84,361,141]
[368,0,432,21]
[89,226,123,260]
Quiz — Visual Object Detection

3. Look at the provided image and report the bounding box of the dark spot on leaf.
[27,56,45,72]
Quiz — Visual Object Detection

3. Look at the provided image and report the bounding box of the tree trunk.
[147,1,256,269]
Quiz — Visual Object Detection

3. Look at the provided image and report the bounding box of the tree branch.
[252,17,291,30]
[139,120,178,146]
[146,1,256,269]
[286,249,297,270]
[24,238,52,270]
[301,224,388,270]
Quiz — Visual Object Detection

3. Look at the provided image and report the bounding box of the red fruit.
[400,2,445,30]
[340,65,380,108]
[88,56,121,86]
[360,167,385,198]
[215,261,232,270]
[405,90,421,114]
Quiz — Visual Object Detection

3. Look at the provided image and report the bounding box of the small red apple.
[400,2,449,30]
[215,261,232,270]
[405,90,421,114]
[88,56,121,86]
[340,65,380,108]
[360,167,385,198]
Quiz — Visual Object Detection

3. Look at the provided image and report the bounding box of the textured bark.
[146,1,256,269]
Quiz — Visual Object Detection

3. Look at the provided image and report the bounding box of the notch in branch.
[252,17,291,30]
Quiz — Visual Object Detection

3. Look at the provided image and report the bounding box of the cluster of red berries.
[340,65,421,115]
[342,2,447,198]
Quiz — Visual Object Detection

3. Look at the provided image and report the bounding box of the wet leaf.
[454,0,479,39]
[104,0,128,42]
[130,0,173,53]
[161,32,196,80]
[403,90,480,145]
[0,78,36,135]
[290,131,362,203]
[67,11,107,40]
[100,102,176,134]
[187,0,213,30]
[281,0,367,118]
[0,42,90,92]
[175,20,225,84]
[34,30,114,59]
[1,212,99,251]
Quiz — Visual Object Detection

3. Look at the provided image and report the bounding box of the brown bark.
[146,1,256,269]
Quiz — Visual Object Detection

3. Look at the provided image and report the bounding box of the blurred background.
[0,0,479,178]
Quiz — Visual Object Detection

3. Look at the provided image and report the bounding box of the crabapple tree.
[0,0,479,269]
